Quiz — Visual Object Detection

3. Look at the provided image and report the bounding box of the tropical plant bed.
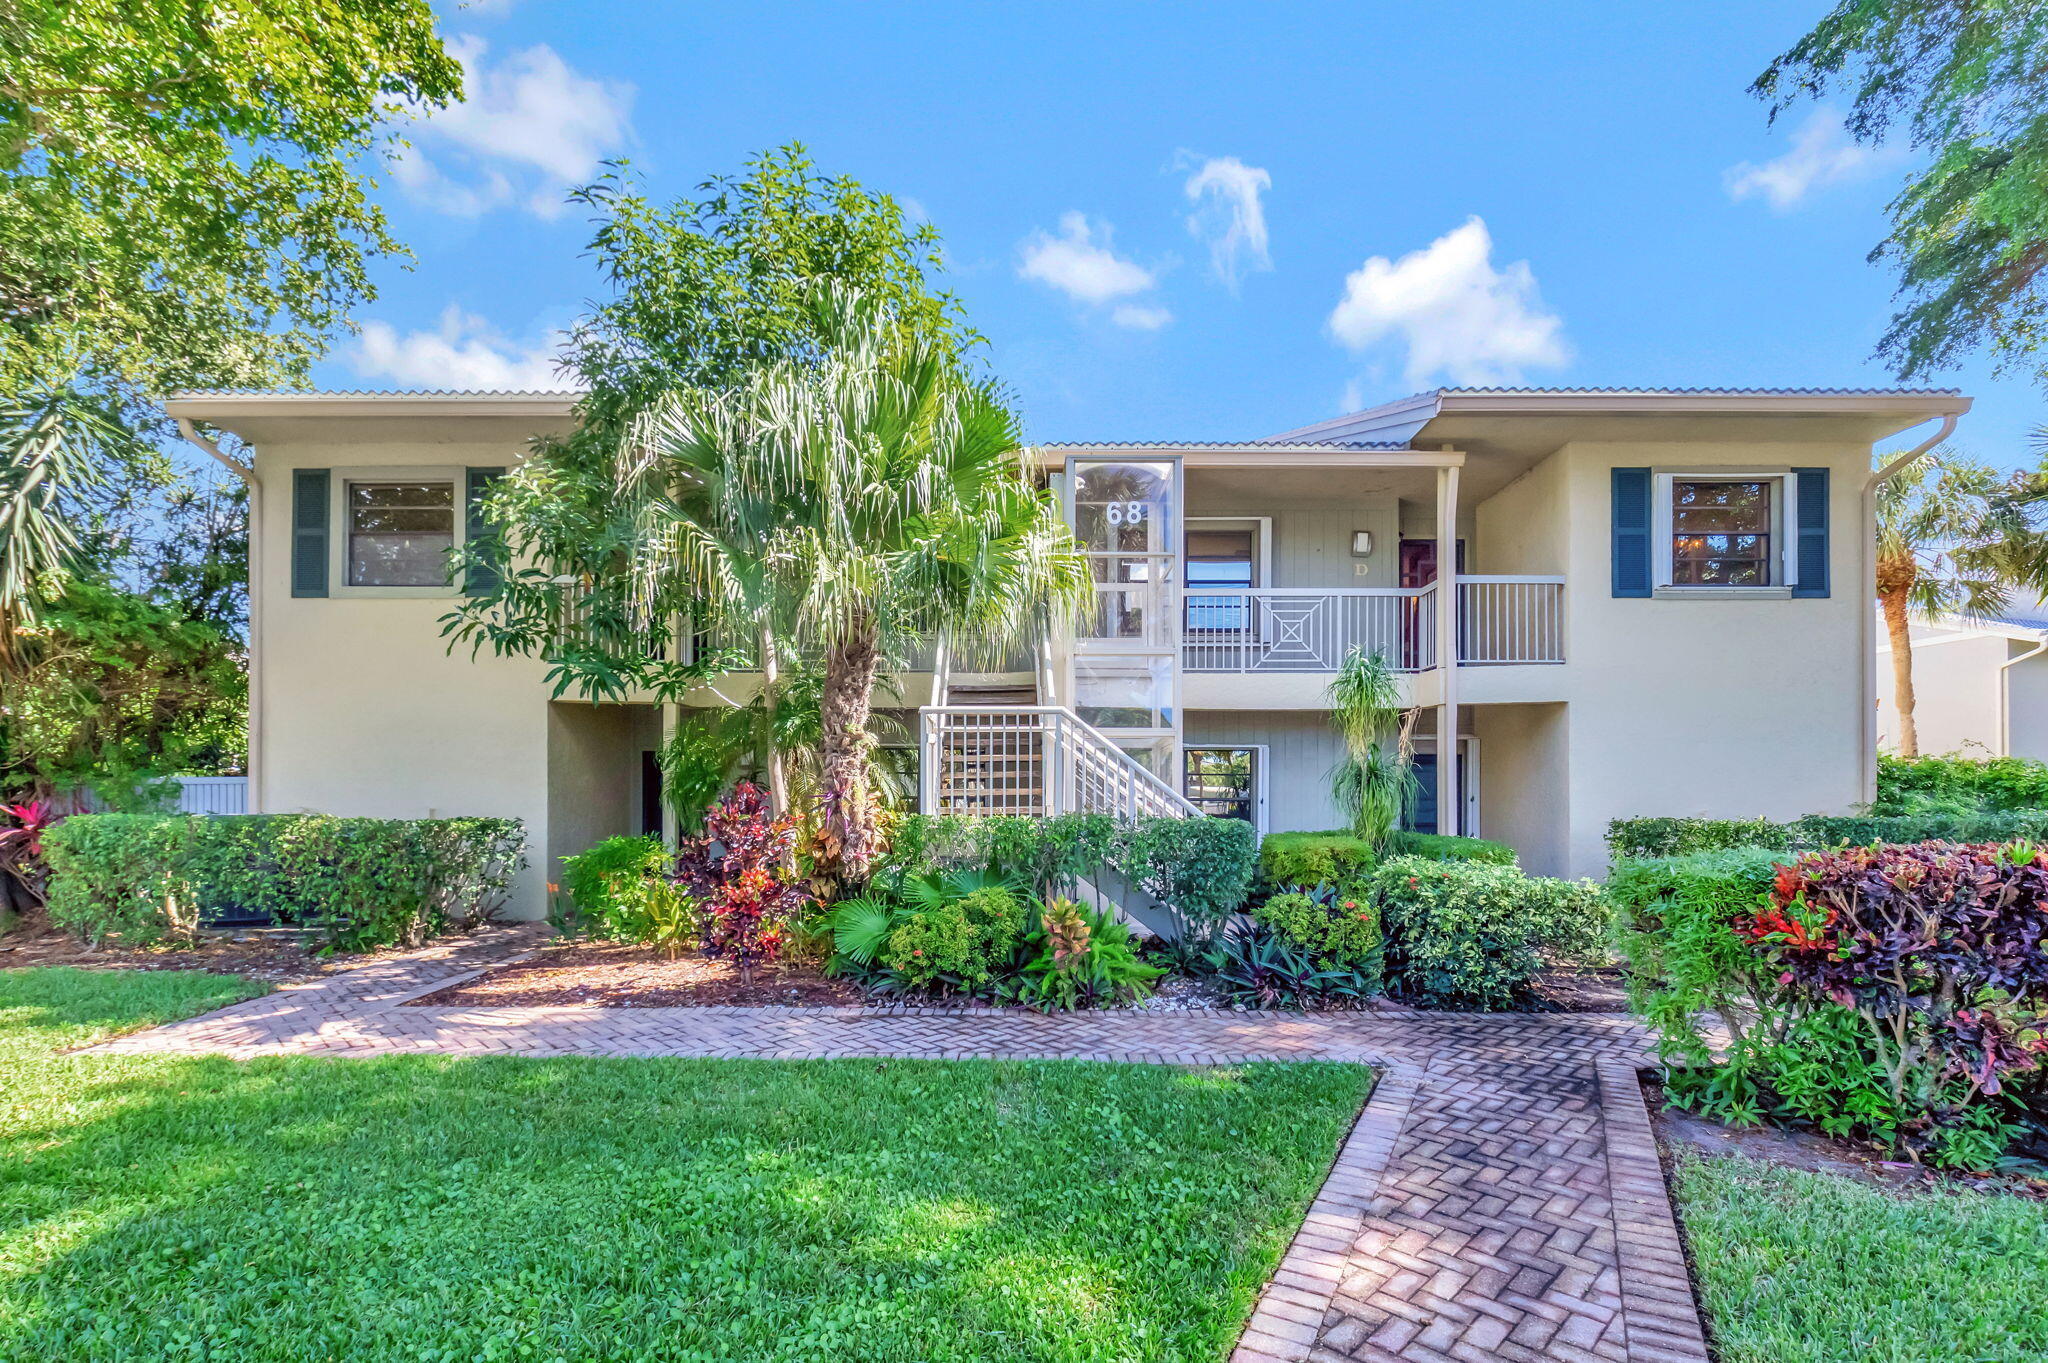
[1,965,1373,1363]
[409,941,862,1008]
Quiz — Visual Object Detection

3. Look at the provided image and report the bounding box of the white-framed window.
[1652,470,1797,591]
[333,467,464,595]
[1182,744,1267,831]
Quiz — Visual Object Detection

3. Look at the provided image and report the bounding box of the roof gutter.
[2000,637,2048,756]
[177,418,263,814]
[1860,413,1960,797]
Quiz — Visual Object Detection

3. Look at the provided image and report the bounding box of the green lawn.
[0,967,1370,1362]
[1675,1149,2048,1363]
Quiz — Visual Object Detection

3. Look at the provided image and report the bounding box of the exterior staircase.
[918,648,1203,939]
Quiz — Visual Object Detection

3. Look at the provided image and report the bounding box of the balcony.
[1181,576,1564,673]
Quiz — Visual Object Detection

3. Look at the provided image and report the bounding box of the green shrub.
[559,834,692,955]
[1606,816,1794,860]
[872,876,1028,991]
[1383,831,1516,865]
[1258,831,1375,886]
[882,814,1258,938]
[1258,829,1514,887]
[885,901,983,987]
[1606,848,1787,1070]
[1370,856,1604,1010]
[1259,885,1381,973]
[1875,752,2048,814]
[42,813,525,950]
[1605,810,2048,861]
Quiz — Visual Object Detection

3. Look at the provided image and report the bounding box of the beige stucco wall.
[1544,439,1871,876]
[1876,629,2006,758]
[1473,703,1569,877]
[251,427,563,918]
[546,702,661,881]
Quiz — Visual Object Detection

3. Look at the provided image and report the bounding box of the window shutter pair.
[286,467,507,598]
[1609,466,1829,598]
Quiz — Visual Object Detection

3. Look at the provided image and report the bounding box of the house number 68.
[1104,501,1148,526]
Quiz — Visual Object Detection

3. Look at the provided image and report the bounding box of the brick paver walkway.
[85,928,1709,1363]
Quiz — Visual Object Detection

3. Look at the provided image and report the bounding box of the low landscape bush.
[558,834,693,955]
[882,881,1025,989]
[1230,883,1383,1006]
[1874,752,2048,815]
[1372,856,1604,1010]
[42,813,525,949]
[1258,829,1515,887]
[1605,810,2048,860]
[1611,839,2048,1167]
[675,783,810,982]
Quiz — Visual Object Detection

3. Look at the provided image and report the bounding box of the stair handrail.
[919,703,1200,819]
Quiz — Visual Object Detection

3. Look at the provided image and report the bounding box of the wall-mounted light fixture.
[1350,530,1374,557]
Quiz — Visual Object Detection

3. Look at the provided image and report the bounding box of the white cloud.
[351,306,574,390]
[1018,212,1156,304]
[1724,108,1900,211]
[1327,217,1570,388]
[1018,212,1171,330]
[1111,304,1173,331]
[395,35,634,218]
[1183,155,1271,290]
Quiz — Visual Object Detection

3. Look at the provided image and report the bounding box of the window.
[1654,472,1793,590]
[1185,526,1256,633]
[1184,746,1260,825]
[347,480,455,587]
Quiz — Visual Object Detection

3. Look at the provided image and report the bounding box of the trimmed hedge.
[1605,811,2048,861]
[1373,856,1605,1010]
[1875,753,2048,814]
[43,813,526,950]
[1258,829,1515,886]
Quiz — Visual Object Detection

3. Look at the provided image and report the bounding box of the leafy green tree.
[1,578,246,803]
[1755,3,2048,381]
[450,148,976,824]
[1876,450,2048,755]
[0,0,460,644]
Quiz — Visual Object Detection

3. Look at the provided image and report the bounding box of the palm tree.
[722,285,1090,881]
[0,391,125,677]
[1875,449,2048,756]
[1327,647,1417,849]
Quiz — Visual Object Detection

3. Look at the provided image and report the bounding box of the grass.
[0,967,1371,1362]
[1674,1149,2048,1363]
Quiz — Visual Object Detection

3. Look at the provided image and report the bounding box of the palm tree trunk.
[818,620,881,884]
[1881,588,1920,758]
[756,623,789,813]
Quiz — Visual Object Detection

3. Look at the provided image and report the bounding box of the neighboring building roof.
[164,389,583,421]
[1039,439,1409,451]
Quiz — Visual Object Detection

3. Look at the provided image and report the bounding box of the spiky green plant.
[1326,647,1415,851]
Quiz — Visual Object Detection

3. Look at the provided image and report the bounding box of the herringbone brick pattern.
[83,929,1709,1362]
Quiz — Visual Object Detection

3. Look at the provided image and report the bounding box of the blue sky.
[318,0,2041,464]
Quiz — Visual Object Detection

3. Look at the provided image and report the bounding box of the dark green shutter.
[464,467,507,596]
[291,469,330,598]
[1611,467,1652,598]
[1792,467,1829,598]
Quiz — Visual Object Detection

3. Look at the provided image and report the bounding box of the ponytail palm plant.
[1328,647,1416,850]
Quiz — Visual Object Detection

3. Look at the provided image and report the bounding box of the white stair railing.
[919,705,1199,820]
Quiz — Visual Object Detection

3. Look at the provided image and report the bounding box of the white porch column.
[1434,463,1461,836]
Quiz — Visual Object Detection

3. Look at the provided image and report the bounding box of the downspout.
[176,418,262,813]
[1998,635,2048,757]
[1860,413,1959,798]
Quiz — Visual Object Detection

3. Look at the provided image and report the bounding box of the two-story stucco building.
[166,384,1969,918]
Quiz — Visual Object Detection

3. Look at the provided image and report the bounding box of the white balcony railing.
[1457,576,1566,665]
[1180,577,1563,672]
[1182,586,1436,673]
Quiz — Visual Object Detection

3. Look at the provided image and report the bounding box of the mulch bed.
[0,921,362,985]
[407,942,863,1009]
